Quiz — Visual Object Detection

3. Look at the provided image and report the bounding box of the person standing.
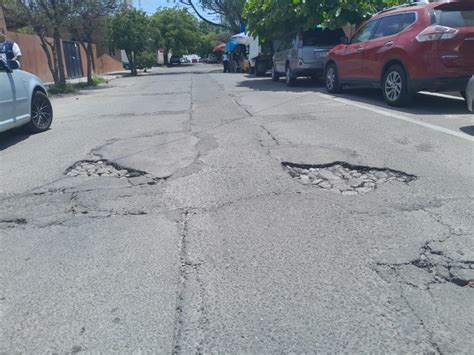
[222,52,229,73]
[0,28,22,65]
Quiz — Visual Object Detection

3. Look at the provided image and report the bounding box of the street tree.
[107,8,150,75]
[3,0,75,85]
[177,0,245,32]
[151,8,200,65]
[244,0,403,40]
[69,0,121,84]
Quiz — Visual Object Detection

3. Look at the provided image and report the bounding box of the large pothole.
[66,160,154,181]
[283,161,417,195]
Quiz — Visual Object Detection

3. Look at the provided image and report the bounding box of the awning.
[225,41,240,53]
[213,43,225,52]
[230,32,250,46]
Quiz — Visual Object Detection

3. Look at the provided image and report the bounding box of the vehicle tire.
[325,63,341,93]
[255,60,265,76]
[460,91,467,100]
[271,66,280,82]
[285,65,296,87]
[382,64,412,107]
[25,91,53,133]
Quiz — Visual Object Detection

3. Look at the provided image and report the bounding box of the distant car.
[272,28,345,86]
[0,59,53,134]
[206,55,218,64]
[325,1,474,106]
[169,56,181,66]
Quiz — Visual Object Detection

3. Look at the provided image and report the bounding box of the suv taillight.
[416,25,459,42]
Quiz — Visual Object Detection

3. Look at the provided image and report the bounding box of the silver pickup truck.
[272,28,345,86]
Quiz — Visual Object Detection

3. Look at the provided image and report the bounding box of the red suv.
[325,0,474,106]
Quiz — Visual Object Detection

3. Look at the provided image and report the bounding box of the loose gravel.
[66,160,146,178]
[283,162,416,195]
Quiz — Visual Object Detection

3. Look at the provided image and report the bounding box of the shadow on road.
[460,126,474,136]
[236,77,470,116]
[0,128,32,151]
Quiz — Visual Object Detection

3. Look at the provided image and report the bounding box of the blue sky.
[134,0,177,14]
[133,0,212,19]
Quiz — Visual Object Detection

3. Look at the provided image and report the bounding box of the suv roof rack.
[377,1,429,15]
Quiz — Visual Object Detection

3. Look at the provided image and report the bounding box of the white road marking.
[418,91,465,101]
[315,92,474,143]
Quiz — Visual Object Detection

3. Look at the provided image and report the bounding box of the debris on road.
[283,162,417,195]
[66,160,148,179]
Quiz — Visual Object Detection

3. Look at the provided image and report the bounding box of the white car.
[0,58,53,133]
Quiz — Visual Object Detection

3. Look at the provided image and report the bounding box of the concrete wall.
[5,30,122,82]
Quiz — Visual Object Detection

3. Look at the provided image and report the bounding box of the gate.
[63,41,83,79]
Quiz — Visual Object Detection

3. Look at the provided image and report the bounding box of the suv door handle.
[384,41,394,47]
[357,47,364,52]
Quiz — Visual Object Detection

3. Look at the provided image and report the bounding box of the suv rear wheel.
[325,63,341,93]
[26,91,53,133]
[286,65,296,87]
[271,66,280,82]
[382,65,412,107]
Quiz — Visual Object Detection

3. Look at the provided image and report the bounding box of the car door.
[273,41,284,73]
[362,13,417,80]
[12,70,30,124]
[338,19,379,79]
[274,39,291,73]
[0,64,15,132]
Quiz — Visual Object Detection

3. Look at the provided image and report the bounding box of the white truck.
[247,36,274,76]
[231,33,274,76]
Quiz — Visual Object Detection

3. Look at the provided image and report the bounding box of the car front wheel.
[382,65,412,107]
[26,91,53,133]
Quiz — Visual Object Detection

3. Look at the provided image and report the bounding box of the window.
[301,28,346,46]
[433,9,474,28]
[373,13,417,39]
[351,20,378,44]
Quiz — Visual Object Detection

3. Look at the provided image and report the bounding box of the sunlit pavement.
[1,64,472,353]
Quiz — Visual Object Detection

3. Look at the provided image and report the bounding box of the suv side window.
[373,13,417,39]
[351,20,379,44]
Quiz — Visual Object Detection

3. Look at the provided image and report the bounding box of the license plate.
[314,51,326,58]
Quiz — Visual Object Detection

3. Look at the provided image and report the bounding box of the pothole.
[66,160,150,179]
[283,161,417,195]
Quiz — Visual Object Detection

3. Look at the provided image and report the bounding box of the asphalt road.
[1,64,473,353]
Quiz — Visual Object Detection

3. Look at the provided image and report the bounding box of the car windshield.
[433,9,474,28]
[302,28,345,46]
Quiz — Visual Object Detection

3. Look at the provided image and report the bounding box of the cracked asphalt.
[1,64,473,353]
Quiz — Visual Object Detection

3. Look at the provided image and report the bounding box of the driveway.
[1,64,472,353]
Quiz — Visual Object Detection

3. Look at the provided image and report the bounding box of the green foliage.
[136,51,157,69]
[244,0,404,40]
[151,8,201,58]
[107,8,150,74]
[108,8,150,56]
[48,75,108,95]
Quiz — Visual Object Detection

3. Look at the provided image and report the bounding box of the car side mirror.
[340,36,349,45]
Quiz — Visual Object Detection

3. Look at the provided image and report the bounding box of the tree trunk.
[126,50,136,76]
[87,43,94,84]
[164,48,169,66]
[53,27,66,86]
[38,34,59,84]
[80,42,94,85]
[79,42,92,84]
